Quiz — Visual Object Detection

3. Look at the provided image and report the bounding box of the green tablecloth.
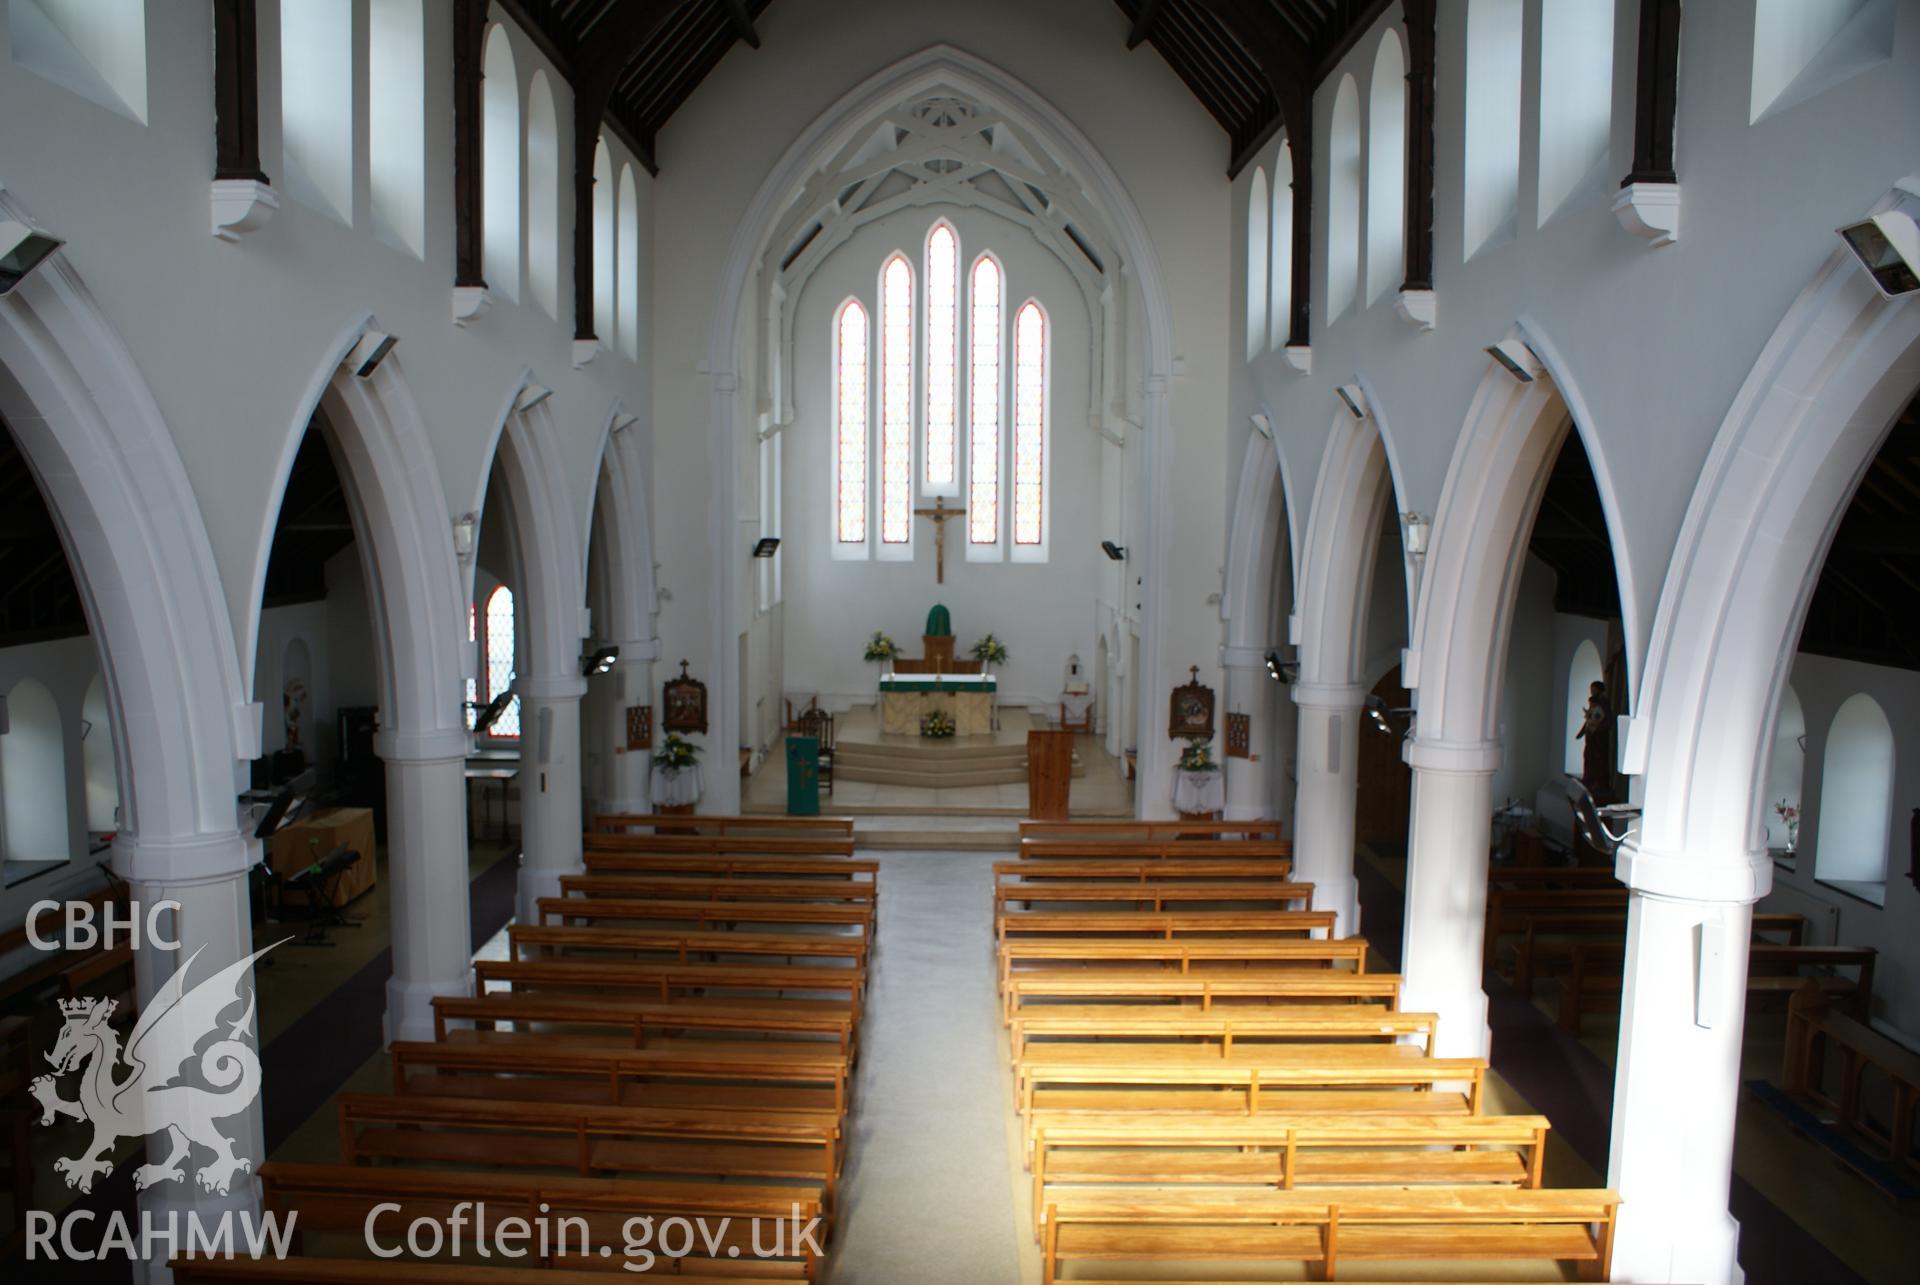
[879,676,997,693]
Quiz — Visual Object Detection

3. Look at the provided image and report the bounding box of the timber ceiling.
[260,424,357,610]
[498,0,1388,174]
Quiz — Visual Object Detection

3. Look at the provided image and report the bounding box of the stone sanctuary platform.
[832,705,1086,788]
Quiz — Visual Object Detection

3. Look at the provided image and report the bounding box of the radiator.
[1759,877,1842,946]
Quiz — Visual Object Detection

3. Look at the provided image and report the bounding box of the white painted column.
[1398,737,1501,1058]
[376,729,473,1044]
[1219,654,1270,821]
[1606,841,1766,1285]
[599,646,657,814]
[1289,682,1367,936]
[514,672,589,925]
[111,831,263,1284]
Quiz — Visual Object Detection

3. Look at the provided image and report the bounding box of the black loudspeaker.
[335,706,386,840]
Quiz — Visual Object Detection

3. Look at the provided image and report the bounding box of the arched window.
[877,254,914,547]
[526,70,561,319]
[1246,167,1269,359]
[1,679,69,868]
[481,25,521,301]
[1011,300,1048,553]
[484,585,521,738]
[1463,0,1522,257]
[1269,139,1293,351]
[1813,693,1893,889]
[834,299,869,544]
[1765,683,1806,852]
[924,223,959,493]
[617,164,639,360]
[1326,76,1361,321]
[369,0,425,256]
[593,138,615,342]
[968,254,1003,546]
[82,673,117,833]
[1366,31,1406,304]
[280,0,353,222]
[1538,0,1614,222]
[1563,640,1603,775]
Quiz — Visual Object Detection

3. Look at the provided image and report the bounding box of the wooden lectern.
[1027,730,1074,820]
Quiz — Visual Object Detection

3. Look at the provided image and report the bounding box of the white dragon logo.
[30,940,282,1195]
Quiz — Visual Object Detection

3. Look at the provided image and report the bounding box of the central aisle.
[826,849,1032,1284]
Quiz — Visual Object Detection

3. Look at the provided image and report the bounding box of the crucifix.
[913,496,965,583]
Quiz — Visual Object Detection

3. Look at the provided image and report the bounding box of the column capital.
[516,672,590,701]
[373,727,471,764]
[1219,644,1277,670]
[111,829,252,884]
[607,637,661,661]
[1405,736,1502,774]
[1614,839,1772,903]
[1291,681,1369,711]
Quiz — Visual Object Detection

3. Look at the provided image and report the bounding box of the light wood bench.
[509,923,869,970]
[993,880,1317,914]
[1015,1044,1487,1118]
[1557,942,1879,1032]
[584,833,855,858]
[432,992,856,1056]
[1783,978,1920,1178]
[334,1095,843,1201]
[174,1261,799,1285]
[582,851,875,879]
[1010,1004,1434,1059]
[389,1036,852,1114]
[1038,1185,1618,1284]
[1000,858,1295,883]
[1019,838,1293,862]
[1002,968,1401,1020]
[1509,910,1808,993]
[997,908,1335,941]
[1028,1111,1551,1234]
[559,874,878,906]
[1483,889,1631,965]
[595,812,853,836]
[1487,864,1621,887]
[1019,820,1283,840]
[538,896,873,934]
[998,938,1370,991]
[473,958,864,1022]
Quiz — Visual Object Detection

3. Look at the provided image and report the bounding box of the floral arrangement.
[1774,797,1800,847]
[970,634,1009,667]
[1177,736,1217,772]
[652,732,702,770]
[919,709,957,739]
[863,631,900,663]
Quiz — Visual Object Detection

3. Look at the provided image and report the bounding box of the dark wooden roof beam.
[718,0,761,49]
[1127,0,1167,49]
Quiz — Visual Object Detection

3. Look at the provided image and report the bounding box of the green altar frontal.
[879,672,996,735]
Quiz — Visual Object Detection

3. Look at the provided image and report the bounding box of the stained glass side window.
[465,602,478,730]
[968,255,1002,545]
[924,224,958,492]
[878,254,914,545]
[484,584,521,738]
[835,299,868,543]
[1012,301,1047,548]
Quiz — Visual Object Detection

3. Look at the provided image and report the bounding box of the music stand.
[282,844,364,946]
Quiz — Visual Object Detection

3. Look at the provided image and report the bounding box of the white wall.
[782,203,1100,711]
[0,633,108,923]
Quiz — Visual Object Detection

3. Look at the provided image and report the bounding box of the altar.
[879,673,997,736]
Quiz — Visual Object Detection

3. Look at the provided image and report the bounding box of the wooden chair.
[796,707,835,795]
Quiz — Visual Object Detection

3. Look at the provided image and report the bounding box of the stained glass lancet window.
[835,300,868,543]
[878,255,914,544]
[1012,301,1047,548]
[924,224,958,492]
[968,255,1002,544]
[484,584,520,738]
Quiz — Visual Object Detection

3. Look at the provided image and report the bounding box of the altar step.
[832,739,1085,788]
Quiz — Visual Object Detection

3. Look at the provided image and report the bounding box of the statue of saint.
[1575,681,1615,801]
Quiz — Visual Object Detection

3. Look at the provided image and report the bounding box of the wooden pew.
[993,880,1317,914]
[1557,942,1878,1033]
[998,937,1370,991]
[582,851,874,879]
[0,1015,31,1257]
[256,1158,824,1272]
[0,883,128,1007]
[431,992,856,1056]
[584,833,855,858]
[1038,1186,1618,1284]
[559,874,877,907]
[1019,820,1282,841]
[1782,978,1920,1178]
[390,1037,852,1114]
[537,896,873,935]
[509,923,869,970]
[334,1095,843,1201]
[595,812,853,837]
[1015,1044,1488,1118]
[1508,910,1807,994]
[1028,1112,1551,1234]
[175,1261,797,1285]
[1002,968,1401,1020]
[473,958,864,1023]
[1010,1004,1435,1059]
[1018,838,1293,863]
[997,908,1334,941]
[1488,864,1621,887]
[1000,857,1294,883]
[1483,889,1630,965]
